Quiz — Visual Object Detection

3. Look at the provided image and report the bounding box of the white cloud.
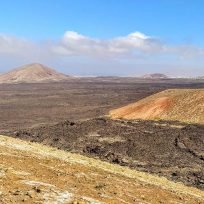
[52,31,163,58]
[0,34,33,54]
[54,31,204,60]
[167,44,204,59]
[0,31,204,76]
[1,31,204,61]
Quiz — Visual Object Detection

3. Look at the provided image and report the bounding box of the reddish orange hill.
[109,89,204,124]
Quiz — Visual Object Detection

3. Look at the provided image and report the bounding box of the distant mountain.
[0,63,71,83]
[142,73,168,79]
[196,76,204,79]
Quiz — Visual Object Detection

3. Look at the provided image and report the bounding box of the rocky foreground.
[9,117,204,190]
[0,135,204,204]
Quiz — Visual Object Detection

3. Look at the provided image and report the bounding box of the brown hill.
[142,73,168,79]
[0,63,71,83]
[109,89,204,124]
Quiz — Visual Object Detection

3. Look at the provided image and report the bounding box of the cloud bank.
[52,31,162,58]
[1,31,203,59]
[0,34,32,54]
[0,31,204,76]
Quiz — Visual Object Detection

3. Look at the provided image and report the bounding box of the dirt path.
[0,135,203,204]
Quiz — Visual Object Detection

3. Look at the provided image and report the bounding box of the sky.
[0,0,204,77]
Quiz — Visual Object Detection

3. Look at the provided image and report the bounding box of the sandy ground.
[0,135,204,204]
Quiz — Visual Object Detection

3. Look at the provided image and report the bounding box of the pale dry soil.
[0,135,204,204]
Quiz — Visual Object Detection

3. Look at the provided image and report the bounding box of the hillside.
[7,117,204,189]
[0,63,70,83]
[109,89,204,124]
[0,135,203,203]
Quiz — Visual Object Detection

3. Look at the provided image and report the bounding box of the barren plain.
[0,78,204,201]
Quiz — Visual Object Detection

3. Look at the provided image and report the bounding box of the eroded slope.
[109,89,204,124]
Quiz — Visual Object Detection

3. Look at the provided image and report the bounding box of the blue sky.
[0,0,204,76]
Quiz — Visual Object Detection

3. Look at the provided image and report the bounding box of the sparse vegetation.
[0,135,203,203]
[8,117,204,189]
